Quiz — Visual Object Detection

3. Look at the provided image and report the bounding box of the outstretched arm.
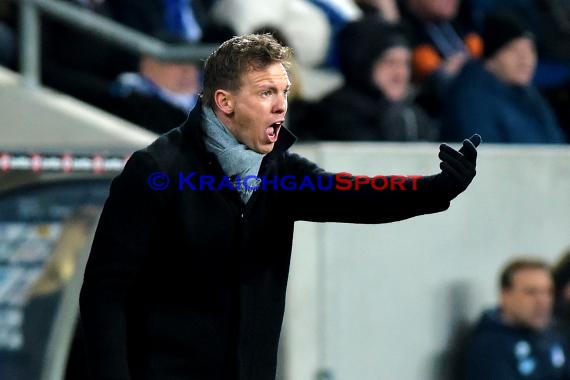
[287,134,481,223]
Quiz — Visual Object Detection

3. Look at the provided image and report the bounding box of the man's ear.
[214,89,233,115]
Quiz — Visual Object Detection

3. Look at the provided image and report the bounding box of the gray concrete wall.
[284,142,570,380]
[0,66,155,151]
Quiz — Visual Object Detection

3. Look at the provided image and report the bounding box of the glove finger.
[440,154,475,186]
[469,134,482,148]
[458,139,478,164]
[440,161,464,184]
[439,150,474,176]
[440,143,465,161]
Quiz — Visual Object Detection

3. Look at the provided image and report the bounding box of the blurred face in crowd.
[214,62,290,154]
[501,267,553,331]
[372,46,411,102]
[140,57,201,94]
[408,0,459,21]
[485,37,536,86]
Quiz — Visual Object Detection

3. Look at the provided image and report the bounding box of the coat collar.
[179,99,297,158]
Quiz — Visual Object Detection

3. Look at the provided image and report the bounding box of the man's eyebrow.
[255,80,277,87]
[255,82,291,91]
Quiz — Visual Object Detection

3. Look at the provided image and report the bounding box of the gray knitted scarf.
[201,106,264,203]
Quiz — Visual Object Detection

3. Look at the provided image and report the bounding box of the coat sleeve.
[79,151,166,380]
[282,152,451,223]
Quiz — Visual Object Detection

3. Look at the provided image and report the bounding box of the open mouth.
[266,121,283,143]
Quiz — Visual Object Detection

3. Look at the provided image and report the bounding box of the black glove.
[436,134,481,200]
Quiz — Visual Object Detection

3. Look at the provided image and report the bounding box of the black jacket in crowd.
[312,84,437,141]
[79,102,454,380]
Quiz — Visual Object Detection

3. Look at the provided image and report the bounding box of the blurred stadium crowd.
[0,0,569,144]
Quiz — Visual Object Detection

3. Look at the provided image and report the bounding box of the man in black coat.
[79,33,481,380]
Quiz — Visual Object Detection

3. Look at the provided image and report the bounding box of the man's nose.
[273,94,287,114]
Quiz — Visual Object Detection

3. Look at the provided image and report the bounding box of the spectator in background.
[354,0,400,22]
[552,248,570,345]
[464,0,570,63]
[104,34,202,134]
[463,258,570,380]
[308,16,438,141]
[519,0,570,143]
[210,0,334,67]
[441,11,566,144]
[109,0,232,44]
[463,0,570,140]
[398,0,483,116]
[303,0,362,67]
[40,0,136,108]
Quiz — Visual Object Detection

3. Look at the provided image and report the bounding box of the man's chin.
[529,318,550,331]
[251,143,274,155]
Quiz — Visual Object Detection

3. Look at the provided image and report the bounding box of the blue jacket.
[464,307,570,380]
[442,60,566,144]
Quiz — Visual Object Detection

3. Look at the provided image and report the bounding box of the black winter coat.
[79,103,451,380]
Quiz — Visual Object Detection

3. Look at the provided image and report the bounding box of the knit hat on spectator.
[337,15,409,93]
[483,11,534,59]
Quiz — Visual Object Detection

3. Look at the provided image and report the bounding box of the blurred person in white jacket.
[210,0,361,67]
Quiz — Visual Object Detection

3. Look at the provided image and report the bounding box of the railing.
[7,2,217,380]
[16,0,218,87]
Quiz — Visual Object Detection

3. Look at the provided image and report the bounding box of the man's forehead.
[245,64,290,83]
[511,268,552,286]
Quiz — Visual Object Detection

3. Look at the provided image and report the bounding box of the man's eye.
[261,90,272,97]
